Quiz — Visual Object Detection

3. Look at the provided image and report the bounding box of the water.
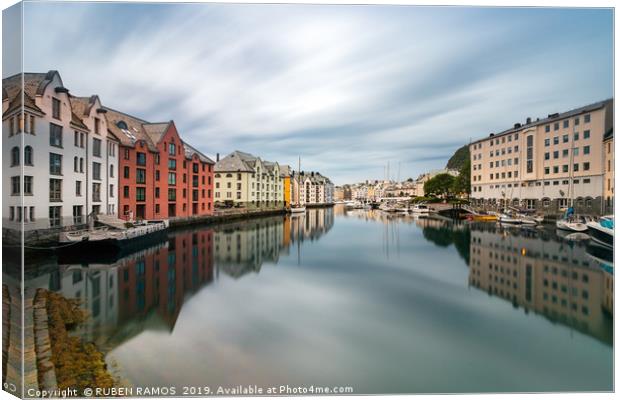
[19,206,613,393]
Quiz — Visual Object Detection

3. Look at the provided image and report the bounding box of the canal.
[15,205,614,393]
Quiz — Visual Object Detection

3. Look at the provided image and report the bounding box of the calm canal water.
[21,205,613,393]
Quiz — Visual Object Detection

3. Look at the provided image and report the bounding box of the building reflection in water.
[19,208,335,350]
[468,224,613,345]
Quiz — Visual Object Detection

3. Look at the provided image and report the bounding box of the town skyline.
[3,3,613,185]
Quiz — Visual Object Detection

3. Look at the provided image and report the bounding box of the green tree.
[452,158,471,197]
[446,145,470,170]
[424,173,456,199]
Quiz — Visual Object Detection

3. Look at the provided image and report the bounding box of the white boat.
[411,203,430,215]
[587,215,614,248]
[290,206,306,214]
[499,207,542,225]
[556,214,592,232]
[59,219,169,248]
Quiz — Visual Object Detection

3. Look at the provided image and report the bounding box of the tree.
[452,158,471,197]
[446,145,470,170]
[424,173,456,199]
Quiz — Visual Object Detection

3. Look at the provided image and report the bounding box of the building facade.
[2,71,120,239]
[603,129,614,214]
[105,108,214,221]
[291,171,334,205]
[214,151,284,208]
[470,99,613,214]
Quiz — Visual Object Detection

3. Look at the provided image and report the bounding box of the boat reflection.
[468,224,613,345]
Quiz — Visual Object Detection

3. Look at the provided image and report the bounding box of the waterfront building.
[334,186,345,201]
[281,165,292,207]
[469,99,614,214]
[469,226,612,344]
[603,129,614,214]
[214,151,284,208]
[105,108,215,220]
[2,71,120,240]
[291,171,334,205]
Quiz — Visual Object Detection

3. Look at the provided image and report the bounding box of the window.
[155,170,160,181]
[136,168,146,184]
[49,206,61,227]
[553,151,559,159]
[563,134,568,143]
[109,164,114,178]
[49,179,62,202]
[584,130,590,139]
[544,167,550,175]
[563,120,569,128]
[93,138,102,157]
[94,117,100,134]
[50,123,63,147]
[124,148,130,160]
[193,163,199,173]
[168,159,177,170]
[544,138,550,147]
[562,165,568,173]
[80,132,85,148]
[80,158,84,173]
[562,149,568,158]
[573,148,579,156]
[155,204,160,214]
[52,98,61,119]
[545,125,550,133]
[553,137,559,145]
[24,146,33,165]
[584,178,591,184]
[21,176,32,195]
[583,146,590,155]
[11,176,20,195]
[574,117,580,125]
[584,114,591,123]
[169,142,176,155]
[553,166,559,174]
[136,152,146,166]
[11,146,19,166]
[554,122,559,131]
[50,153,62,175]
[109,184,114,198]
[136,187,146,201]
[544,152,549,160]
[92,183,101,202]
[93,162,101,181]
[124,166,130,178]
[168,172,176,185]
[74,131,79,146]
[583,162,590,171]
[573,163,579,172]
[74,157,78,172]
[123,186,129,198]
[76,181,82,196]
[168,188,176,201]
[155,187,160,198]
[73,205,83,225]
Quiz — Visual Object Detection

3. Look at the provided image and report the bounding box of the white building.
[291,171,334,205]
[2,71,120,241]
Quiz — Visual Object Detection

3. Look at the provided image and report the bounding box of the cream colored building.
[603,129,613,214]
[214,151,283,208]
[470,99,613,214]
[291,171,334,205]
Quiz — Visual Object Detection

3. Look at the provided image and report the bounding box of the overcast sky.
[3,2,613,184]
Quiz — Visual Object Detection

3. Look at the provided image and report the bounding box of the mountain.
[446,145,470,170]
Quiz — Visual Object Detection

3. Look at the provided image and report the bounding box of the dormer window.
[116,121,128,130]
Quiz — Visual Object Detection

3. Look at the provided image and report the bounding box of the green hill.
[446,145,470,170]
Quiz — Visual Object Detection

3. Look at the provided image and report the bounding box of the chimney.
[526,117,531,124]
[216,153,220,162]
[514,123,521,129]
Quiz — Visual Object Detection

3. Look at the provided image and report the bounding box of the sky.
[3,2,614,185]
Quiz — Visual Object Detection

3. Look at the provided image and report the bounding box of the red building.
[104,107,214,220]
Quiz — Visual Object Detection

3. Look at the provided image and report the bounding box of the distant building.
[281,165,292,207]
[291,171,334,205]
[603,129,614,214]
[415,169,459,196]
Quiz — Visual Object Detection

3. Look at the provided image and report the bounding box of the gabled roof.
[214,150,256,172]
[143,122,171,145]
[183,141,215,164]
[102,106,159,151]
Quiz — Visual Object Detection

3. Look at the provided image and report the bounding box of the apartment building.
[2,71,119,239]
[214,151,284,207]
[291,171,334,205]
[469,226,612,344]
[470,99,614,214]
[603,129,614,214]
[105,108,214,220]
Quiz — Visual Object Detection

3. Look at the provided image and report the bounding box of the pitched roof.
[183,141,215,164]
[102,106,160,151]
[3,73,47,114]
[214,150,255,172]
[143,122,170,145]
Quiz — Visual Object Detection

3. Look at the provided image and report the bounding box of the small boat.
[59,218,169,249]
[411,203,430,215]
[556,216,591,232]
[499,207,542,225]
[587,215,614,248]
[290,205,306,214]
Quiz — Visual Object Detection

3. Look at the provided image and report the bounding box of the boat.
[59,218,169,250]
[410,203,431,215]
[498,207,542,225]
[555,209,592,232]
[587,215,614,248]
[290,206,306,214]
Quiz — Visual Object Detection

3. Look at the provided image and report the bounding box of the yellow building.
[282,165,292,207]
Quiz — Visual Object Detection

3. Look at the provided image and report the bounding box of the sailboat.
[555,127,593,232]
[291,156,306,214]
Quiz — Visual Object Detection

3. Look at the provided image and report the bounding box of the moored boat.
[411,203,430,215]
[587,215,614,248]
[58,219,169,250]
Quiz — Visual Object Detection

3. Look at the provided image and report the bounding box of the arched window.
[24,146,33,165]
[11,146,19,166]
[117,121,128,130]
